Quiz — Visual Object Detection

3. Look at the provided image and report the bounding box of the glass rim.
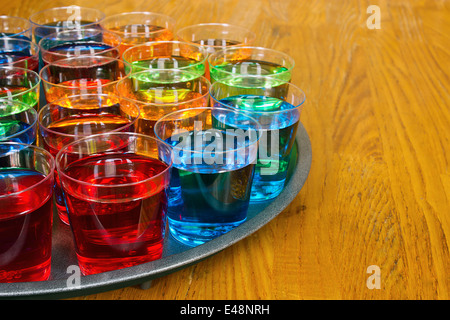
[38,93,141,139]
[39,55,131,88]
[0,37,40,66]
[176,22,256,48]
[0,141,55,200]
[101,11,176,35]
[38,28,123,61]
[29,6,106,27]
[208,45,296,74]
[0,15,31,37]
[0,99,37,141]
[55,131,174,189]
[153,106,262,155]
[117,69,211,107]
[122,40,209,66]
[209,75,306,113]
[0,65,41,97]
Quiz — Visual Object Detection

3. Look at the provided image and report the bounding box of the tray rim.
[0,122,312,300]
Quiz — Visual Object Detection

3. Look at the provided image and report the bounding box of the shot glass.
[0,15,31,40]
[116,69,210,136]
[39,28,122,65]
[208,46,294,85]
[0,66,40,110]
[0,38,39,72]
[176,23,256,55]
[154,107,260,246]
[101,12,175,55]
[122,40,208,77]
[176,23,256,79]
[56,132,173,275]
[211,75,306,201]
[0,142,54,282]
[29,6,105,44]
[38,93,140,225]
[39,55,131,103]
[0,99,37,144]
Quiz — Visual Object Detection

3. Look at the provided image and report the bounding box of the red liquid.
[41,111,135,225]
[62,153,169,275]
[42,56,123,102]
[0,168,52,283]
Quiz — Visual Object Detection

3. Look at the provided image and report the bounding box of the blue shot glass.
[210,75,306,202]
[154,107,261,246]
[38,28,121,65]
[0,16,31,40]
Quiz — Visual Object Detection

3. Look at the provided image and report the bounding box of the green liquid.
[130,55,205,77]
[210,59,291,87]
[0,86,38,109]
[0,118,32,143]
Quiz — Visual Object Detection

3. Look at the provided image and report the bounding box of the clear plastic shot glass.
[0,99,37,144]
[101,12,175,55]
[39,28,122,65]
[0,15,31,40]
[154,106,261,246]
[0,142,55,283]
[38,93,140,225]
[0,66,40,110]
[55,132,173,275]
[29,6,105,44]
[116,69,210,136]
[210,75,306,201]
[122,40,208,77]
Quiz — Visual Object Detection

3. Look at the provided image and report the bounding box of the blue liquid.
[165,129,255,246]
[0,33,31,41]
[0,50,32,65]
[217,95,299,201]
[0,119,35,144]
[33,21,103,76]
[47,42,115,57]
[0,42,38,73]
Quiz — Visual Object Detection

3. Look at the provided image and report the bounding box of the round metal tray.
[0,123,311,299]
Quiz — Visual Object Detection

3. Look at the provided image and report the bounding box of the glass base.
[250,178,286,202]
[56,205,70,225]
[76,242,164,276]
[0,258,51,283]
[168,217,246,247]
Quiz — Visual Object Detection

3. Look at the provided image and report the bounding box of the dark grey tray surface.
[0,123,311,299]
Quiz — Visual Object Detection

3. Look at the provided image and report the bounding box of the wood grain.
[3,0,449,300]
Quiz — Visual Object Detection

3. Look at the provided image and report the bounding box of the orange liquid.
[44,78,116,103]
[107,25,173,55]
[121,87,207,136]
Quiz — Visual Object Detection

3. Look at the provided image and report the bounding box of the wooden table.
[5,0,449,300]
